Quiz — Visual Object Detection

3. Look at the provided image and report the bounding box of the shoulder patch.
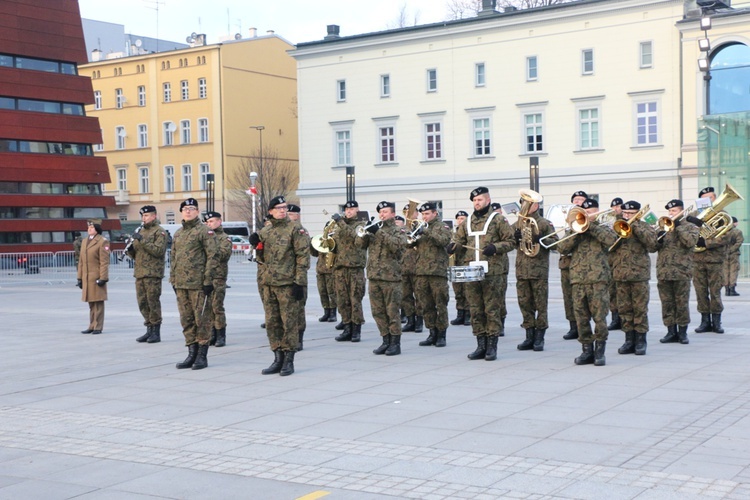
[207,230,214,235]
[299,229,308,235]
[104,246,110,251]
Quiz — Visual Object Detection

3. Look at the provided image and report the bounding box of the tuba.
[517,188,543,257]
[695,182,744,252]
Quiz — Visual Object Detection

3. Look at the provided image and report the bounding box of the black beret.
[376,201,395,212]
[455,210,468,218]
[203,211,222,221]
[287,204,301,213]
[268,196,286,210]
[732,216,738,223]
[179,198,198,211]
[139,205,156,215]
[491,202,502,211]
[395,215,405,222]
[665,199,683,210]
[344,200,358,208]
[403,204,410,212]
[610,197,624,207]
[622,200,641,211]
[571,191,588,202]
[470,186,489,200]
[581,198,599,209]
[419,202,437,212]
[699,187,715,197]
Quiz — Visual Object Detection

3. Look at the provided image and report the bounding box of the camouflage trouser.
[317,272,336,309]
[516,278,549,329]
[496,273,508,318]
[609,278,618,313]
[297,286,308,333]
[175,288,212,346]
[616,281,650,334]
[561,268,575,321]
[452,282,467,310]
[334,267,366,325]
[466,275,505,336]
[135,277,162,326]
[724,254,741,287]
[369,279,403,337]
[693,260,724,313]
[572,282,609,344]
[265,284,302,351]
[211,278,227,329]
[658,279,691,326]
[415,275,449,330]
[402,273,418,316]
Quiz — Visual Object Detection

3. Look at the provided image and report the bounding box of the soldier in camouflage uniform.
[401,205,422,334]
[204,211,233,348]
[413,202,452,348]
[256,217,270,329]
[450,187,515,361]
[607,197,624,331]
[170,198,218,371]
[129,205,167,344]
[311,222,337,324]
[450,210,471,327]
[561,191,588,340]
[556,198,617,366]
[332,201,367,343]
[656,199,700,345]
[287,204,310,350]
[251,196,310,376]
[723,217,743,296]
[358,202,407,355]
[513,198,557,352]
[691,186,730,333]
[609,200,659,356]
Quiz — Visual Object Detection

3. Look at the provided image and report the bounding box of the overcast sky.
[77,0,454,45]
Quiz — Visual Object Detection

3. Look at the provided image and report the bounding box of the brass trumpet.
[608,205,650,252]
[356,219,383,237]
[406,219,426,245]
[539,207,613,249]
[657,205,692,240]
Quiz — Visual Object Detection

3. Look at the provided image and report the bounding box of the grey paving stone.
[0,479,96,499]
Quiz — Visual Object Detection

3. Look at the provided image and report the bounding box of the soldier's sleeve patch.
[299,229,308,235]
[104,246,110,251]
[207,230,214,235]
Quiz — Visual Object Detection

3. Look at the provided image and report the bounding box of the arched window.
[709,42,750,114]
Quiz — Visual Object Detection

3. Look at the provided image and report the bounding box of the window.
[426,69,437,92]
[635,101,658,145]
[380,74,390,98]
[472,118,491,157]
[181,164,192,191]
[139,167,149,194]
[379,126,395,163]
[163,82,171,102]
[138,86,146,106]
[640,41,653,69]
[164,165,175,193]
[425,122,442,160]
[94,128,103,152]
[180,120,191,144]
[94,91,102,110]
[181,80,189,100]
[199,163,210,190]
[579,108,600,150]
[137,124,148,148]
[336,130,351,166]
[115,88,124,109]
[337,80,346,102]
[582,49,594,75]
[526,56,538,81]
[475,63,486,87]
[116,168,127,191]
[163,122,175,146]
[198,118,209,142]
[165,210,175,224]
[198,78,207,98]
[115,126,126,150]
[525,113,544,152]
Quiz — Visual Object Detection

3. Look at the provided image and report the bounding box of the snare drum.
[447,266,485,283]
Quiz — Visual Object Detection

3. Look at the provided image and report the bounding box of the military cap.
[610,197,624,208]
[456,210,468,218]
[622,200,641,211]
[419,202,437,212]
[732,216,738,223]
[287,204,301,213]
[180,198,199,211]
[470,186,489,200]
[344,200,359,208]
[204,211,222,221]
[139,205,156,215]
[571,191,588,202]
[376,201,395,212]
[699,186,715,197]
[268,196,286,210]
[87,218,103,234]
[581,198,599,209]
[665,199,683,210]
[490,202,502,211]
[395,215,405,222]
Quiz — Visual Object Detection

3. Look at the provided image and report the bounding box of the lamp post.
[249,171,258,261]
[249,125,265,172]
[205,173,215,212]
[345,166,355,201]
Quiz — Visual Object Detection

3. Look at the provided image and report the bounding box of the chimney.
[249,27,257,38]
[325,25,340,40]
[266,29,275,35]
[478,0,498,16]
[91,49,101,62]
[504,6,517,12]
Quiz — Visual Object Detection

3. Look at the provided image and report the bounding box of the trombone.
[608,204,650,252]
[657,205,692,240]
[539,207,613,249]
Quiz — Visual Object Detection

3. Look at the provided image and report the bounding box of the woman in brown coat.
[77,220,110,334]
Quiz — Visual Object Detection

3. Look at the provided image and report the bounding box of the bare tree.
[446,0,573,19]
[497,0,573,8]
[388,2,421,29]
[227,147,299,232]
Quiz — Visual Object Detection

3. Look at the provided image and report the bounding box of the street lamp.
[248,171,258,261]
[249,125,265,172]
[205,173,215,212]
[345,166,355,201]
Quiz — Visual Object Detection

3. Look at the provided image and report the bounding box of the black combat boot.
[192,344,209,370]
[725,286,731,296]
[419,328,437,346]
[209,327,217,346]
[450,309,465,326]
[463,309,471,326]
[400,309,407,324]
[594,341,606,366]
[335,323,353,342]
[297,329,304,351]
[607,311,621,331]
[574,343,595,365]
[413,316,424,333]
[136,325,152,343]
[280,351,295,376]
[318,308,331,322]
[695,313,712,333]
[147,324,161,343]
[533,329,546,352]
[215,327,226,347]
[435,329,447,348]
[678,325,689,344]
[485,335,498,361]
[260,322,266,329]
[373,334,390,355]
[351,323,362,342]
[498,316,506,337]
[176,343,199,369]
[328,308,338,322]
[402,315,416,332]
[729,286,740,296]
[712,313,724,334]
[634,332,647,355]
[618,331,636,354]
[261,350,284,375]
[81,328,94,334]
[517,328,534,351]
[385,335,401,356]
[563,320,579,340]
[467,336,487,360]
[660,325,678,343]
[334,319,345,330]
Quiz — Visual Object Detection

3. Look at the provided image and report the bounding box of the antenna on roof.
[143,0,166,52]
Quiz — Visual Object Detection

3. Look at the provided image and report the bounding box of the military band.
[332,201,367,343]
[401,204,423,334]
[450,210,471,327]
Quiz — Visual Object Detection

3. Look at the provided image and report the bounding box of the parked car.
[228,235,251,252]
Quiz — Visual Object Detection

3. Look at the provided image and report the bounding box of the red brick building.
[0,0,116,253]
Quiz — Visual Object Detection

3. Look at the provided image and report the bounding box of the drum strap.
[467,211,499,263]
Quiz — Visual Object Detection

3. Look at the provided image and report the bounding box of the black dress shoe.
[81,329,94,334]
[91,330,102,335]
